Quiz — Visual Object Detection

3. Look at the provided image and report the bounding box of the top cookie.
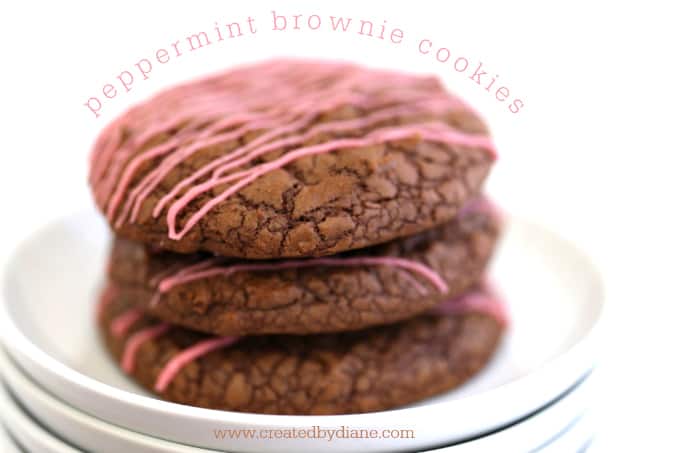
[89,59,496,259]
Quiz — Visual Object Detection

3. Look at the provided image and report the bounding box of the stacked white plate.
[0,209,605,452]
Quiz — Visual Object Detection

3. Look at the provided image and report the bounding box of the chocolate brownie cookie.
[99,283,506,415]
[107,198,500,336]
[89,59,496,259]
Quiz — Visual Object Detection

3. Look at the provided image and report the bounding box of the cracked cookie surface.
[99,283,504,415]
[108,198,500,336]
[89,59,496,258]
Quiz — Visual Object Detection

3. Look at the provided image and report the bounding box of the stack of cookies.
[89,59,506,415]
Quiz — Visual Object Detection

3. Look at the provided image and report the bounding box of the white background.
[0,1,678,451]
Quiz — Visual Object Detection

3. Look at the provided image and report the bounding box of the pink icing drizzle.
[145,99,456,225]
[154,336,239,392]
[96,63,399,210]
[147,197,503,306]
[395,269,428,296]
[110,308,144,338]
[156,256,449,295]
[90,60,495,241]
[121,323,171,373]
[165,122,493,240]
[459,196,504,225]
[133,286,505,391]
[434,285,508,325]
[148,262,191,287]
[115,285,504,392]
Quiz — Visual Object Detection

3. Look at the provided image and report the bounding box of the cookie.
[107,198,500,336]
[89,59,496,259]
[99,282,506,415]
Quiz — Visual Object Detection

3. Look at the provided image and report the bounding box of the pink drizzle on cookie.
[395,269,428,296]
[459,196,504,225]
[114,285,504,392]
[89,60,495,241]
[110,308,144,338]
[147,197,496,304]
[163,122,493,240]
[121,323,171,373]
[434,285,509,325]
[128,287,505,391]
[154,336,240,392]
[153,256,449,305]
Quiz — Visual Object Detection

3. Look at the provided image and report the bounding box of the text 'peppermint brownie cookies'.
[107,198,500,336]
[99,282,506,415]
[89,59,496,259]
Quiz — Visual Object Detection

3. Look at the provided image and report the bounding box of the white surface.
[0,382,80,453]
[1,1,679,451]
[0,210,604,452]
[1,332,595,453]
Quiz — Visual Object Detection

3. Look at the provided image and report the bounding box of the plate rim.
[423,371,594,452]
[0,380,80,453]
[0,348,218,453]
[0,346,594,453]
[0,209,607,452]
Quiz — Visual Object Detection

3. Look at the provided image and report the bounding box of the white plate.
[0,424,22,453]
[0,349,218,453]
[538,413,595,452]
[422,372,596,452]
[0,382,79,453]
[0,209,605,452]
[1,343,594,453]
